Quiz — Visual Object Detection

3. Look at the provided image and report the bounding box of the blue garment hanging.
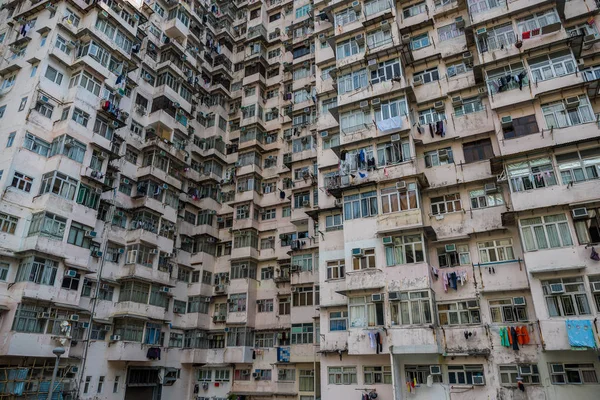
[566,320,596,348]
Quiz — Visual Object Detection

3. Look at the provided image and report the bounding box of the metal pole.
[47,349,64,400]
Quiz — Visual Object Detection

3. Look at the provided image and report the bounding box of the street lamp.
[47,347,65,400]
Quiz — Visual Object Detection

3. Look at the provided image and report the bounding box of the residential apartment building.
[0,0,598,399]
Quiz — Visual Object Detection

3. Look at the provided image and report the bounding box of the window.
[326,260,345,280]
[349,296,384,327]
[0,212,18,234]
[446,61,472,78]
[27,212,67,239]
[437,300,481,325]
[83,376,91,394]
[430,193,462,215]
[0,105,5,118]
[419,108,446,125]
[169,332,183,348]
[6,132,15,148]
[557,148,600,185]
[292,286,314,307]
[97,376,104,393]
[463,139,493,163]
[77,71,102,96]
[18,96,27,111]
[113,376,120,393]
[343,191,378,220]
[454,97,483,116]
[507,157,557,192]
[39,171,78,200]
[352,248,376,270]
[44,66,63,85]
[215,370,230,382]
[550,363,597,384]
[390,291,432,325]
[520,214,573,251]
[403,2,426,18]
[413,67,440,83]
[67,222,92,248]
[438,244,470,268]
[261,208,276,220]
[55,35,71,54]
[322,98,337,114]
[574,207,600,245]
[72,108,90,127]
[11,304,46,333]
[542,96,594,129]
[337,69,368,95]
[291,323,313,344]
[448,365,485,385]
[498,364,540,386]
[380,184,419,214]
[405,365,442,384]
[335,7,358,27]
[478,239,515,263]
[336,38,363,60]
[257,299,274,312]
[384,235,424,266]
[187,296,210,313]
[282,207,291,218]
[34,102,54,118]
[470,188,504,209]
[411,33,430,50]
[228,293,247,312]
[11,172,33,192]
[328,367,357,385]
[375,98,408,123]
[438,23,464,42]
[425,148,453,167]
[65,9,80,26]
[543,277,591,317]
[329,310,348,331]
[255,332,275,347]
[279,297,291,315]
[15,257,58,285]
[529,50,576,83]
[489,298,528,323]
[23,133,50,156]
[295,4,312,18]
[364,366,392,384]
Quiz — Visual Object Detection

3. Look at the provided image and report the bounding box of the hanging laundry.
[521,325,530,344]
[431,266,439,280]
[428,123,434,138]
[499,327,510,347]
[368,332,376,348]
[510,327,519,351]
[566,320,596,348]
[442,272,448,292]
[448,272,458,290]
[375,331,382,354]
[522,30,531,39]
[435,120,444,136]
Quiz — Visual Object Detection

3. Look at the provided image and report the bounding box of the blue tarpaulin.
[566,319,597,348]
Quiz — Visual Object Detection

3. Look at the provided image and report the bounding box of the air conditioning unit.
[110,335,121,341]
[451,96,463,106]
[445,244,456,252]
[160,286,171,293]
[401,34,411,44]
[352,248,364,257]
[583,33,600,45]
[430,365,442,375]
[149,249,159,255]
[396,181,407,190]
[382,236,393,245]
[513,296,526,305]
[118,248,125,254]
[434,100,445,111]
[501,116,513,128]
[359,100,369,108]
[215,284,225,293]
[388,291,400,300]
[565,96,580,109]
[354,34,365,44]
[371,98,381,105]
[302,200,310,207]
[65,270,78,278]
[85,231,97,238]
[91,250,103,258]
[472,375,485,386]
[318,33,327,43]
[334,198,343,207]
[484,183,497,193]
[103,325,112,331]
[550,283,565,294]
[38,312,50,319]
[368,58,378,70]
[371,293,384,302]
[476,27,487,36]
[592,282,600,292]
[413,75,423,86]
[69,314,79,322]
[391,134,401,142]
[101,284,110,291]
[467,300,479,309]
[319,130,329,138]
[380,20,390,31]
[463,51,473,60]
[571,207,589,220]
[455,16,465,29]
[290,286,297,292]
[351,1,361,11]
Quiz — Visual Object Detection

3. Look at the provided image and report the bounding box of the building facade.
[0,0,598,399]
